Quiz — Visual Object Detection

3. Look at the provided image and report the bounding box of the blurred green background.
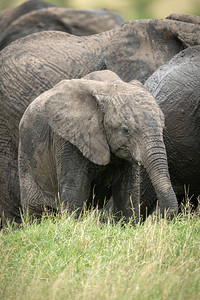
[1,0,200,20]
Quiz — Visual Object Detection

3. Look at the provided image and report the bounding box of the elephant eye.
[121,125,130,135]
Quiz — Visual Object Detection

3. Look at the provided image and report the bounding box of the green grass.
[0,209,200,300]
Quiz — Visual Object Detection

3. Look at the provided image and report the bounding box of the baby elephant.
[18,70,178,221]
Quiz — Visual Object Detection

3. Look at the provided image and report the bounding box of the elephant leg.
[20,171,57,219]
[0,156,21,225]
[58,171,91,217]
[112,162,140,223]
[19,147,57,218]
[56,140,92,216]
[0,115,21,225]
[19,156,91,219]
[140,168,157,221]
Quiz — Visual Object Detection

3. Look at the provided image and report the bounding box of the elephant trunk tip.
[163,206,178,220]
[158,195,178,219]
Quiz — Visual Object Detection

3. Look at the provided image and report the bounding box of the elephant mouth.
[114,146,140,164]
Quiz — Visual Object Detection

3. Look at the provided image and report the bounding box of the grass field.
[0,209,200,300]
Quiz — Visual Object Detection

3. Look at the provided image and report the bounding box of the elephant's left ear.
[45,79,111,165]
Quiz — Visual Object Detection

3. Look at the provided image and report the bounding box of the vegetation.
[1,0,199,20]
[0,209,199,300]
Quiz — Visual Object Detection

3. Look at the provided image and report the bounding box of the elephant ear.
[45,79,111,165]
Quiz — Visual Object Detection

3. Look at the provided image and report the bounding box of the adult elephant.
[0,14,200,223]
[144,45,200,211]
[0,6,124,50]
[18,70,178,222]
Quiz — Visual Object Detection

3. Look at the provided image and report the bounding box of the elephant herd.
[0,0,200,226]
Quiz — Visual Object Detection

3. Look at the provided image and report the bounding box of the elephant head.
[42,71,178,217]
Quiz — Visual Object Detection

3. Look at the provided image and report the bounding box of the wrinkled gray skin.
[0,14,199,223]
[0,6,124,50]
[18,70,178,222]
[144,46,200,210]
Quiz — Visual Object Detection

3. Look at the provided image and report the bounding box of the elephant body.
[0,14,199,222]
[144,45,200,207]
[0,0,56,34]
[18,71,177,221]
[0,6,124,50]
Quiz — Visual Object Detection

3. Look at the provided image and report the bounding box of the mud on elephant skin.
[0,14,199,223]
[18,70,177,222]
[144,45,200,211]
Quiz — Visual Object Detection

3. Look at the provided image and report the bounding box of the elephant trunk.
[141,137,178,217]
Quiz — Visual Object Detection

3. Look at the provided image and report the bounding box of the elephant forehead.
[108,93,163,130]
[114,89,160,112]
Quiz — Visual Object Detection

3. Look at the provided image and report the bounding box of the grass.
[0,209,200,300]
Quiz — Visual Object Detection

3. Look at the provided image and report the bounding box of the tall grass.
[0,209,199,300]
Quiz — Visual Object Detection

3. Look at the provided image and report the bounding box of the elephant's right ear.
[45,79,111,165]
